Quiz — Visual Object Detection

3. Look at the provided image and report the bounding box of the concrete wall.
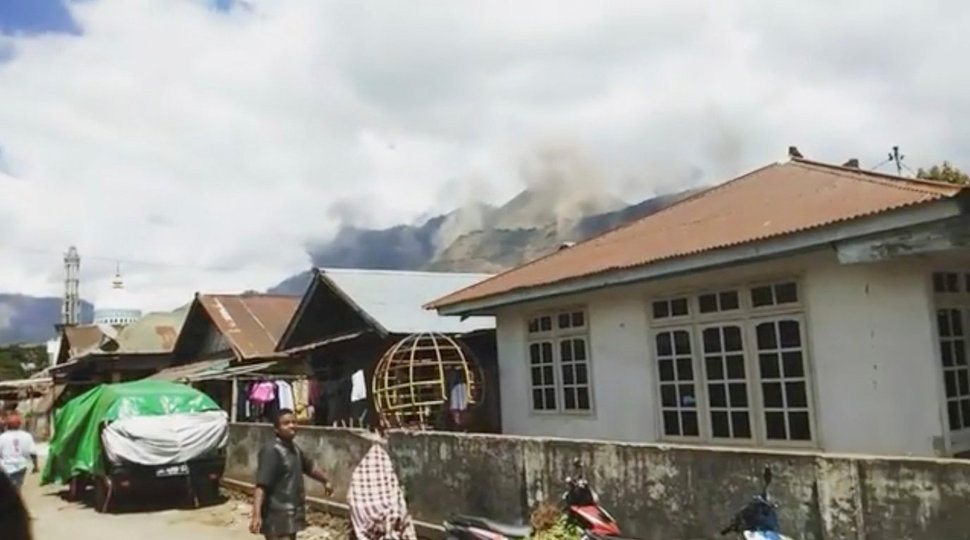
[493,251,948,457]
[227,425,970,539]
[226,423,374,501]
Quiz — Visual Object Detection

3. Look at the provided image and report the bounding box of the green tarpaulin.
[41,379,220,485]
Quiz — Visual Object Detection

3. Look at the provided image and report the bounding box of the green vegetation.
[917,161,970,185]
[0,344,48,380]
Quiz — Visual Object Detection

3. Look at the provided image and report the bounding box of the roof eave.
[434,197,966,316]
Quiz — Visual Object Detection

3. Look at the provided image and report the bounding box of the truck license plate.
[156,464,189,477]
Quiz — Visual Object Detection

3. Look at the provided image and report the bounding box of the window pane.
[765,412,787,439]
[543,366,554,383]
[681,412,699,436]
[723,326,743,351]
[560,341,573,362]
[528,319,539,333]
[763,383,783,407]
[785,382,808,408]
[720,291,740,311]
[788,412,811,440]
[558,313,571,329]
[575,364,588,384]
[544,389,556,409]
[577,388,591,410]
[947,273,960,292]
[653,301,669,319]
[663,411,680,435]
[775,282,798,304]
[531,367,542,382]
[562,365,575,385]
[540,316,552,331]
[726,355,745,378]
[782,352,805,377]
[732,412,752,438]
[957,341,967,366]
[709,384,727,407]
[564,388,576,409]
[942,343,955,367]
[756,323,778,349]
[661,385,677,407]
[703,328,722,353]
[656,333,672,356]
[963,400,970,429]
[948,401,961,430]
[671,298,689,316]
[676,357,693,381]
[705,357,724,380]
[541,342,552,358]
[945,371,958,398]
[760,353,781,378]
[729,383,748,407]
[573,339,587,361]
[571,311,585,327]
[678,384,696,406]
[674,330,691,353]
[939,310,952,337]
[659,359,675,381]
[529,343,540,364]
[699,293,718,313]
[959,370,969,395]
[751,286,774,307]
[711,411,730,438]
[779,320,801,348]
[954,311,964,336]
[532,389,544,409]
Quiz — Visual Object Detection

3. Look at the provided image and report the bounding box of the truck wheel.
[93,477,112,513]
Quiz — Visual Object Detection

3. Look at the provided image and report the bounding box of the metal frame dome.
[372,332,484,430]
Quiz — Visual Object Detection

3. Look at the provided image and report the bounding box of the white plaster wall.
[495,291,656,442]
[804,258,945,456]
[493,251,948,457]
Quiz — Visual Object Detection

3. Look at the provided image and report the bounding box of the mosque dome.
[93,267,142,327]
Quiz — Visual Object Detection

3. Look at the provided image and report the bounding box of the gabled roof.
[428,158,967,312]
[277,268,495,351]
[113,308,188,353]
[196,293,300,359]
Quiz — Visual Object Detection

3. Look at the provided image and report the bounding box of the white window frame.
[648,279,817,448]
[931,271,970,453]
[525,306,594,415]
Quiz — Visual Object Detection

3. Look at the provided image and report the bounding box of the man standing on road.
[250,408,333,540]
[0,414,38,492]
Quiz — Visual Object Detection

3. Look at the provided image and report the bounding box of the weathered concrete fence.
[227,424,970,539]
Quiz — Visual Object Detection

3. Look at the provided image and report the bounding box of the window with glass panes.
[932,272,970,449]
[649,281,814,445]
[526,309,592,413]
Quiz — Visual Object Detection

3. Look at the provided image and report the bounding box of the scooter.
[443,459,622,539]
[720,467,793,540]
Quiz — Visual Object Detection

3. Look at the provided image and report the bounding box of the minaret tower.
[62,245,81,326]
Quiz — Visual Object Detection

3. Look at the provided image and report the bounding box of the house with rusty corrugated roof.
[48,307,189,407]
[152,292,303,416]
[427,153,970,458]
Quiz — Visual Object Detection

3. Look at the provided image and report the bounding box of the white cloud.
[1,0,969,312]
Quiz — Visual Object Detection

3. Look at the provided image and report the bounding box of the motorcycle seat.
[452,514,533,538]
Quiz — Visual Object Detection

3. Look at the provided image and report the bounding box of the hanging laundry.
[276,380,295,410]
[351,370,367,402]
[249,380,276,403]
[292,379,311,420]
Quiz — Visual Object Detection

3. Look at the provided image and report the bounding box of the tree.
[916,161,970,185]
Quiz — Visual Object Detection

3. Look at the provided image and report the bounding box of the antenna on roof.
[889,146,905,176]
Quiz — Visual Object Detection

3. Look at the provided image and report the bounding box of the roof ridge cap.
[792,159,964,194]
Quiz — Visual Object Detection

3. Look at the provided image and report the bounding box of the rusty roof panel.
[429,159,965,308]
[63,325,108,357]
[198,294,300,359]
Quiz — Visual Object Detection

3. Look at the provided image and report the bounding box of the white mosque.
[92,267,143,327]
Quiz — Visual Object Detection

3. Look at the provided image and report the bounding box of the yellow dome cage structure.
[372,332,484,430]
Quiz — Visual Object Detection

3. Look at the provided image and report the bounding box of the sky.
[1,0,970,313]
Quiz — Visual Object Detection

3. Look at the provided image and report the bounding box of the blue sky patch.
[0,0,81,36]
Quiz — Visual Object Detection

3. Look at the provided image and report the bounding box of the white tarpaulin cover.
[102,410,229,466]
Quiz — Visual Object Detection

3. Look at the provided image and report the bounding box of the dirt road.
[21,470,342,539]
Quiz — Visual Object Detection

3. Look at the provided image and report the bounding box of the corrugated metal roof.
[429,159,965,309]
[63,325,108,357]
[114,307,188,353]
[198,294,300,359]
[319,268,495,335]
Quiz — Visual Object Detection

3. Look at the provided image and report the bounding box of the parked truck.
[41,379,228,513]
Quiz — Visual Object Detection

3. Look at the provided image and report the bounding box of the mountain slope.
[0,294,94,344]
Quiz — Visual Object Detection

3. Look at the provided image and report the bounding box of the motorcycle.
[443,459,622,539]
[720,467,793,540]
